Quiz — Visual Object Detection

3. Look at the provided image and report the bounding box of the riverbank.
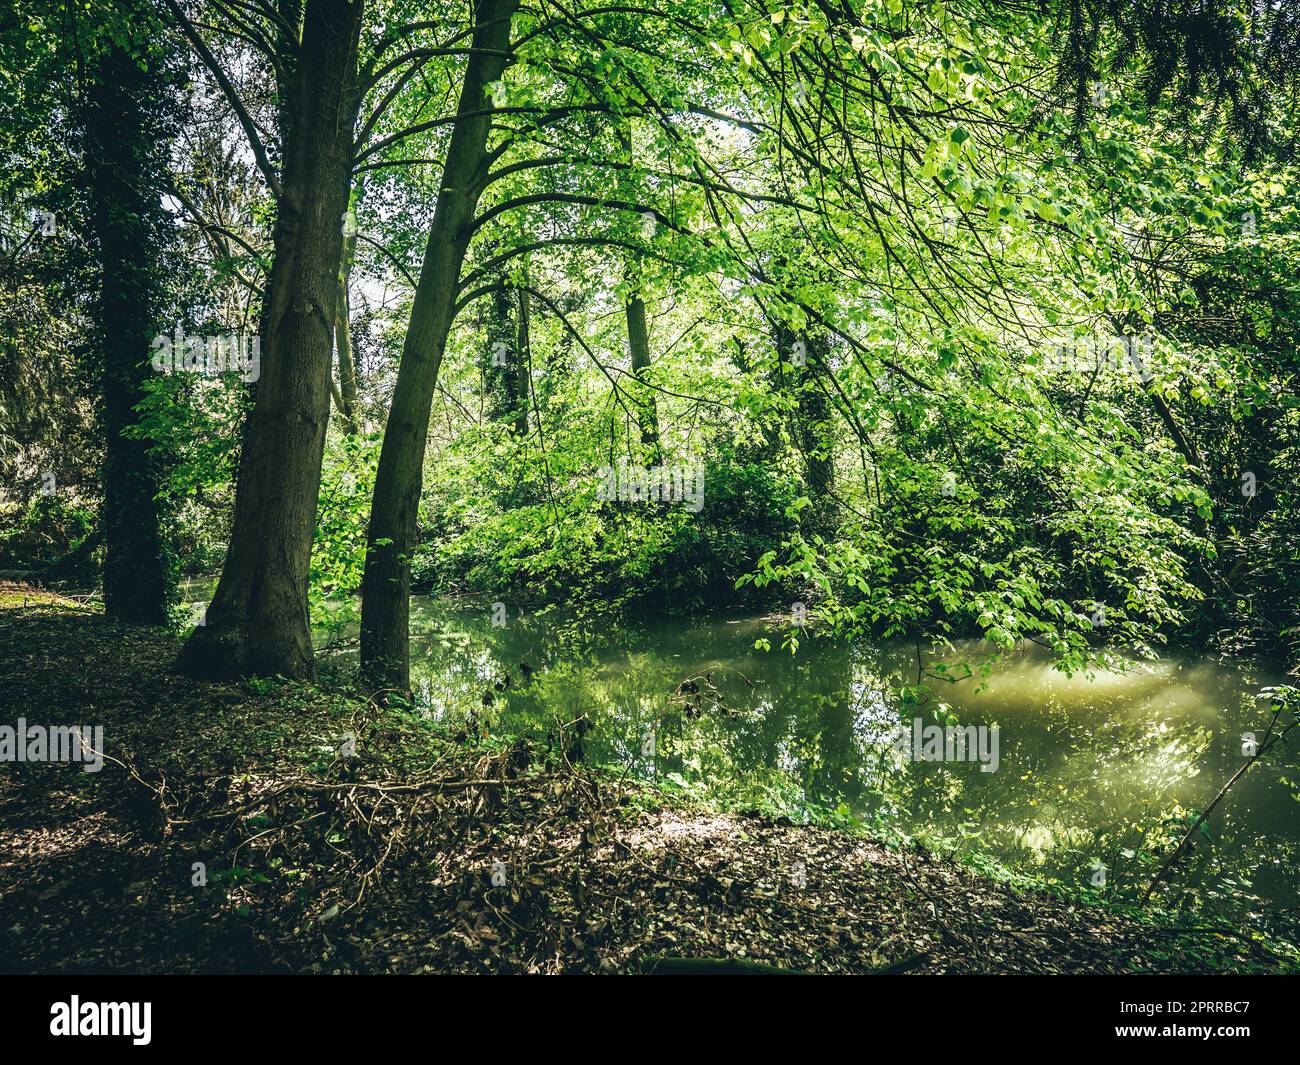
[0,584,1293,974]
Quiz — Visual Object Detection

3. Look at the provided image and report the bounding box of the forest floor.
[0,583,1293,975]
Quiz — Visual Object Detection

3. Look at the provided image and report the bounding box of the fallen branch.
[1141,690,1297,905]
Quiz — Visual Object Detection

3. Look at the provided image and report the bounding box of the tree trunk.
[798,350,835,501]
[515,282,531,428]
[626,292,660,459]
[360,0,520,691]
[484,279,524,431]
[335,225,359,433]
[619,121,659,461]
[177,0,364,680]
[86,35,171,625]
[773,322,836,512]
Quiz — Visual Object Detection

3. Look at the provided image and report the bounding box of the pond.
[378,596,1297,913]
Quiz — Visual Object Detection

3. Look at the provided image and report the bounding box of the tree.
[360,0,521,691]
[624,289,659,459]
[483,274,526,433]
[771,321,834,513]
[175,0,365,679]
[83,6,177,624]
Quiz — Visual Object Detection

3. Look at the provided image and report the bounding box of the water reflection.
[379,597,1299,911]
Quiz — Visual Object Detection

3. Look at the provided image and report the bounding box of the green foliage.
[412,420,799,612]
[0,494,95,569]
[311,433,381,639]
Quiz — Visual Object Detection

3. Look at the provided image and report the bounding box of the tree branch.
[159,0,284,199]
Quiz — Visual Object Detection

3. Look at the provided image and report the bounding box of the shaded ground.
[0,586,1292,974]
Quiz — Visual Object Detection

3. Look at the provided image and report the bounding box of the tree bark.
[177,0,364,680]
[85,35,171,625]
[515,282,531,428]
[626,292,660,459]
[360,0,520,691]
[773,322,836,512]
[619,121,659,461]
[484,279,524,431]
[335,225,359,433]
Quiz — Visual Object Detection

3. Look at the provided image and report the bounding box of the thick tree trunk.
[177,0,364,680]
[86,38,170,625]
[626,292,660,458]
[360,0,520,691]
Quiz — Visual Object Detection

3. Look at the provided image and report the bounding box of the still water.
[370,597,1296,910]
